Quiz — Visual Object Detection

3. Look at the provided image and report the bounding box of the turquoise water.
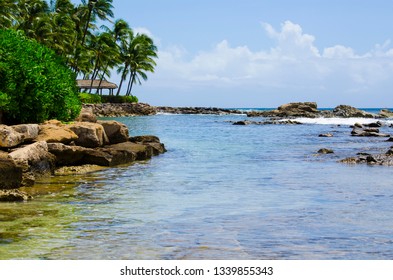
[1,113,393,259]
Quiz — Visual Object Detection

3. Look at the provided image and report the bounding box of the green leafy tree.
[0,29,81,124]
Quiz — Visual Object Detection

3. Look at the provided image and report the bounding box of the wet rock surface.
[0,109,166,197]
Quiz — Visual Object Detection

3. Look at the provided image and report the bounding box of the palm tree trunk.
[126,72,136,96]
[89,64,99,94]
[116,65,128,96]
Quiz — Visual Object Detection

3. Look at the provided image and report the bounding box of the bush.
[0,29,81,124]
[79,92,102,104]
[101,95,138,103]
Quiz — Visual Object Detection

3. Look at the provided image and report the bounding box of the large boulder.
[75,107,97,123]
[247,102,319,118]
[129,135,167,155]
[351,127,390,137]
[48,142,138,167]
[48,142,113,166]
[9,141,55,186]
[12,124,39,142]
[333,105,375,118]
[379,109,393,118]
[67,122,109,148]
[101,142,153,161]
[277,102,318,116]
[98,120,129,144]
[36,123,78,144]
[0,157,23,189]
[0,125,25,148]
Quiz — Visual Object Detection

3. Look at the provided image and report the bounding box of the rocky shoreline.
[83,102,157,117]
[83,102,393,119]
[0,107,166,202]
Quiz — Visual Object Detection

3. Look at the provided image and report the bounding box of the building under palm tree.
[76,79,118,95]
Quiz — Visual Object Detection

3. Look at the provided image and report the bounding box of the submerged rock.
[351,127,390,137]
[340,147,393,166]
[318,148,334,154]
[0,189,31,202]
[54,165,106,175]
[319,133,333,137]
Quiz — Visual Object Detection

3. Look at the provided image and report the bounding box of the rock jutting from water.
[246,102,379,118]
[156,106,243,115]
[0,108,166,201]
[340,147,393,166]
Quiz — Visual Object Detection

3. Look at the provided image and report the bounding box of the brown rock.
[8,141,55,186]
[129,136,166,155]
[36,124,78,144]
[9,141,55,176]
[333,105,375,118]
[319,133,333,137]
[54,165,106,175]
[48,142,114,166]
[0,189,31,202]
[0,158,23,189]
[379,109,393,118]
[130,135,161,143]
[318,148,334,154]
[98,120,129,144]
[102,142,153,161]
[76,107,97,123]
[12,124,39,142]
[0,125,25,148]
[67,122,109,148]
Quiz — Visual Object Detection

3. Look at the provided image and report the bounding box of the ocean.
[1,110,393,259]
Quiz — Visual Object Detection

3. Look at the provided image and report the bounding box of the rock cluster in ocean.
[156,106,242,115]
[0,107,166,201]
[246,103,380,118]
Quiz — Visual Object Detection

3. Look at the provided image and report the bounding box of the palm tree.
[15,0,50,40]
[80,0,114,46]
[0,0,18,29]
[87,31,119,94]
[116,32,157,96]
[96,19,130,92]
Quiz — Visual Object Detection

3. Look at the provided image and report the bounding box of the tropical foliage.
[0,29,81,123]
[0,0,157,99]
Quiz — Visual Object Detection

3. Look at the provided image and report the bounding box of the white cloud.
[262,21,320,58]
[323,45,357,59]
[137,22,393,106]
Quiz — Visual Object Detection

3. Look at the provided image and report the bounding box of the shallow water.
[1,114,393,259]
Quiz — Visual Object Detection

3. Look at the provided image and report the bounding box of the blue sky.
[105,1,393,107]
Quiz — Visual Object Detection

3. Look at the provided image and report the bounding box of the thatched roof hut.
[77,79,118,95]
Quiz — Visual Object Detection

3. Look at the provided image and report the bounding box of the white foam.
[289,117,393,126]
